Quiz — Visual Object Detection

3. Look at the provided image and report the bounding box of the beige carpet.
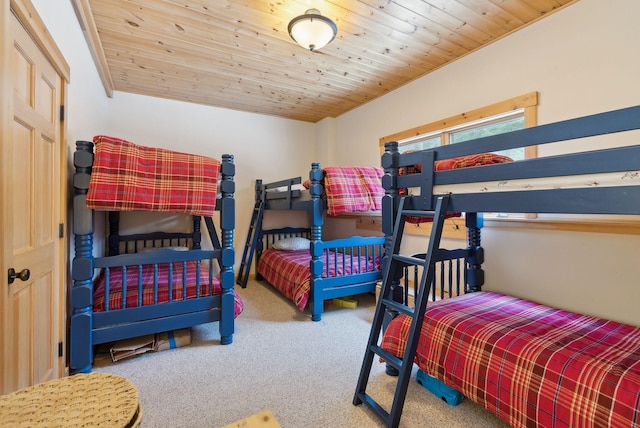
[94,281,509,427]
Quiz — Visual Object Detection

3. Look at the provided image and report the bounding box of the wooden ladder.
[236,198,265,288]
[353,194,451,428]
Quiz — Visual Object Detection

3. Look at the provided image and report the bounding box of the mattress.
[257,249,379,311]
[93,260,244,316]
[381,291,640,428]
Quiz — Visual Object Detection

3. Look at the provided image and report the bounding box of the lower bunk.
[255,227,384,321]
[380,291,640,428]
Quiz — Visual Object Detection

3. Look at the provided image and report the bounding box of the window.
[451,113,526,159]
[378,93,539,236]
[381,92,538,156]
[398,110,527,161]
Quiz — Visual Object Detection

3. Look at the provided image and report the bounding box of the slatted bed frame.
[71,140,238,374]
[354,105,640,428]
[253,162,385,321]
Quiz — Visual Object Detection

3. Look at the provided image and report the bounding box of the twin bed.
[71,136,242,373]
[355,105,640,427]
[251,163,386,321]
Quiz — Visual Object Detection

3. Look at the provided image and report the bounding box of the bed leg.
[386,364,399,376]
[219,257,235,344]
[310,293,323,321]
[309,279,323,322]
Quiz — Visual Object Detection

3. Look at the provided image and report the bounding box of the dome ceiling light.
[288,9,338,52]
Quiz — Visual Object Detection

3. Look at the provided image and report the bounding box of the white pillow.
[271,237,310,251]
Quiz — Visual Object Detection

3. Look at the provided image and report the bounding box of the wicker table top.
[0,372,142,427]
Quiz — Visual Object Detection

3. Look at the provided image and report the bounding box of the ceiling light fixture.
[288,9,337,52]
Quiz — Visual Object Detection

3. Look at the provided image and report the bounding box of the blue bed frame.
[70,140,236,373]
[254,162,385,321]
[353,104,640,428]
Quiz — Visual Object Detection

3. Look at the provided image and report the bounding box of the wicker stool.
[0,372,142,427]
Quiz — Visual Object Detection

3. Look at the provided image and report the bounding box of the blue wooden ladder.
[236,198,265,288]
[353,194,450,428]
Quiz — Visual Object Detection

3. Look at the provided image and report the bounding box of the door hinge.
[58,342,64,357]
[60,105,64,121]
[59,223,64,238]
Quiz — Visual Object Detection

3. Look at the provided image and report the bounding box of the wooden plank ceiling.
[72,0,578,123]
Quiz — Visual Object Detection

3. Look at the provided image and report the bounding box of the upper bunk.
[256,162,383,216]
[257,175,314,211]
[382,105,640,218]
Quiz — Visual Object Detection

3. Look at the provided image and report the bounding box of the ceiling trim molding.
[70,0,113,97]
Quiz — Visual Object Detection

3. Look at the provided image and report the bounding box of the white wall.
[331,0,640,325]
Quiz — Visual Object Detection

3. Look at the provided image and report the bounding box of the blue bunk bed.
[70,137,240,373]
[354,105,640,428]
[242,162,385,321]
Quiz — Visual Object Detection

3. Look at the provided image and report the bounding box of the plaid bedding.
[381,291,640,428]
[400,152,513,223]
[87,135,220,216]
[435,153,514,171]
[93,260,244,317]
[322,166,384,216]
[256,249,379,311]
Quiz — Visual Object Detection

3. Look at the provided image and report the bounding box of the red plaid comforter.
[87,135,220,216]
[401,152,513,223]
[256,249,379,310]
[381,292,640,428]
[322,166,384,216]
[93,261,244,317]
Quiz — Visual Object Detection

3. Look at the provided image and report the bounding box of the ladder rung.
[357,392,390,423]
[402,210,435,217]
[381,298,414,317]
[370,345,404,371]
[392,254,425,266]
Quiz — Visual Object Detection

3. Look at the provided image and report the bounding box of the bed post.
[71,141,95,373]
[381,142,405,305]
[309,162,324,321]
[465,213,484,292]
[219,154,236,344]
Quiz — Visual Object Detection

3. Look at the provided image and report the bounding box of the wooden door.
[1,1,68,394]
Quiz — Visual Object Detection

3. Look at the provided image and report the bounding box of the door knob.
[8,268,30,284]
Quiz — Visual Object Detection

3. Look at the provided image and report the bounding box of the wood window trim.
[379,91,538,151]
[375,92,640,237]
